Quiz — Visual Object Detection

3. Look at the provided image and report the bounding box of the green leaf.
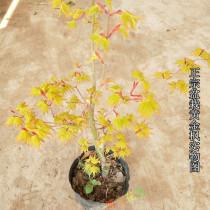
[176,80,188,94]
[52,0,61,8]
[90,179,101,186]
[155,71,172,79]
[66,21,76,29]
[87,56,98,63]
[59,3,72,17]
[142,80,151,91]
[138,94,159,119]
[84,184,93,194]
[87,5,99,17]
[113,117,130,130]
[120,11,144,31]
[109,85,122,92]
[72,9,83,19]
[155,72,163,78]
[101,38,109,52]
[98,115,106,126]
[163,71,172,79]
[170,81,176,91]
[108,93,120,106]
[132,70,144,80]
[89,33,109,52]
[106,0,112,12]
[119,26,128,40]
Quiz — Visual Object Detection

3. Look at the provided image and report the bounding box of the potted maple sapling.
[5,0,210,209]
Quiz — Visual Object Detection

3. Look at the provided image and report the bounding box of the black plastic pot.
[69,146,130,210]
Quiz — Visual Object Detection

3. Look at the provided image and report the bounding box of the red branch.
[100,33,108,39]
[199,49,205,56]
[113,105,119,117]
[135,128,142,134]
[116,91,124,100]
[184,57,187,65]
[113,110,119,117]
[130,81,138,95]
[47,99,53,106]
[108,24,121,38]
[101,78,110,87]
[75,11,86,21]
[41,91,47,98]
[97,2,109,14]
[130,81,143,101]
[95,51,104,64]
[103,128,107,135]
[127,98,141,101]
[109,10,122,16]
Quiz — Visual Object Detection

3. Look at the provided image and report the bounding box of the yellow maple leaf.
[142,80,151,91]
[192,48,202,56]
[176,80,188,94]
[201,51,210,60]
[108,93,120,106]
[17,130,32,143]
[119,26,128,40]
[138,94,159,119]
[115,140,128,149]
[37,100,49,115]
[163,71,172,79]
[120,11,144,31]
[89,166,100,177]
[5,116,24,128]
[66,21,76,29]
[170,81,176,91]
[106,0,112,12]
[113,117,130,130]
[133,122,152,138]
[78,138,90,152]
[30,87,41,96]
[132,70,144,80]
[176,60,185,66]
[15,102,32,115]
[87,155,100,164]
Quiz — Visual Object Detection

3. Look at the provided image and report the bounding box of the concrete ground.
[0,0,210,209]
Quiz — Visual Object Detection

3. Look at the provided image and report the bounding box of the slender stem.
[104,100,123,118]
[89,0,109,178]
[88,104,105,163]
[49,106,55,118]
[75,87,87,103]
[91,0,96,112]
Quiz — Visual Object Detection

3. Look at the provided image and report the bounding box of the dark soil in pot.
[70,146,129,203]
